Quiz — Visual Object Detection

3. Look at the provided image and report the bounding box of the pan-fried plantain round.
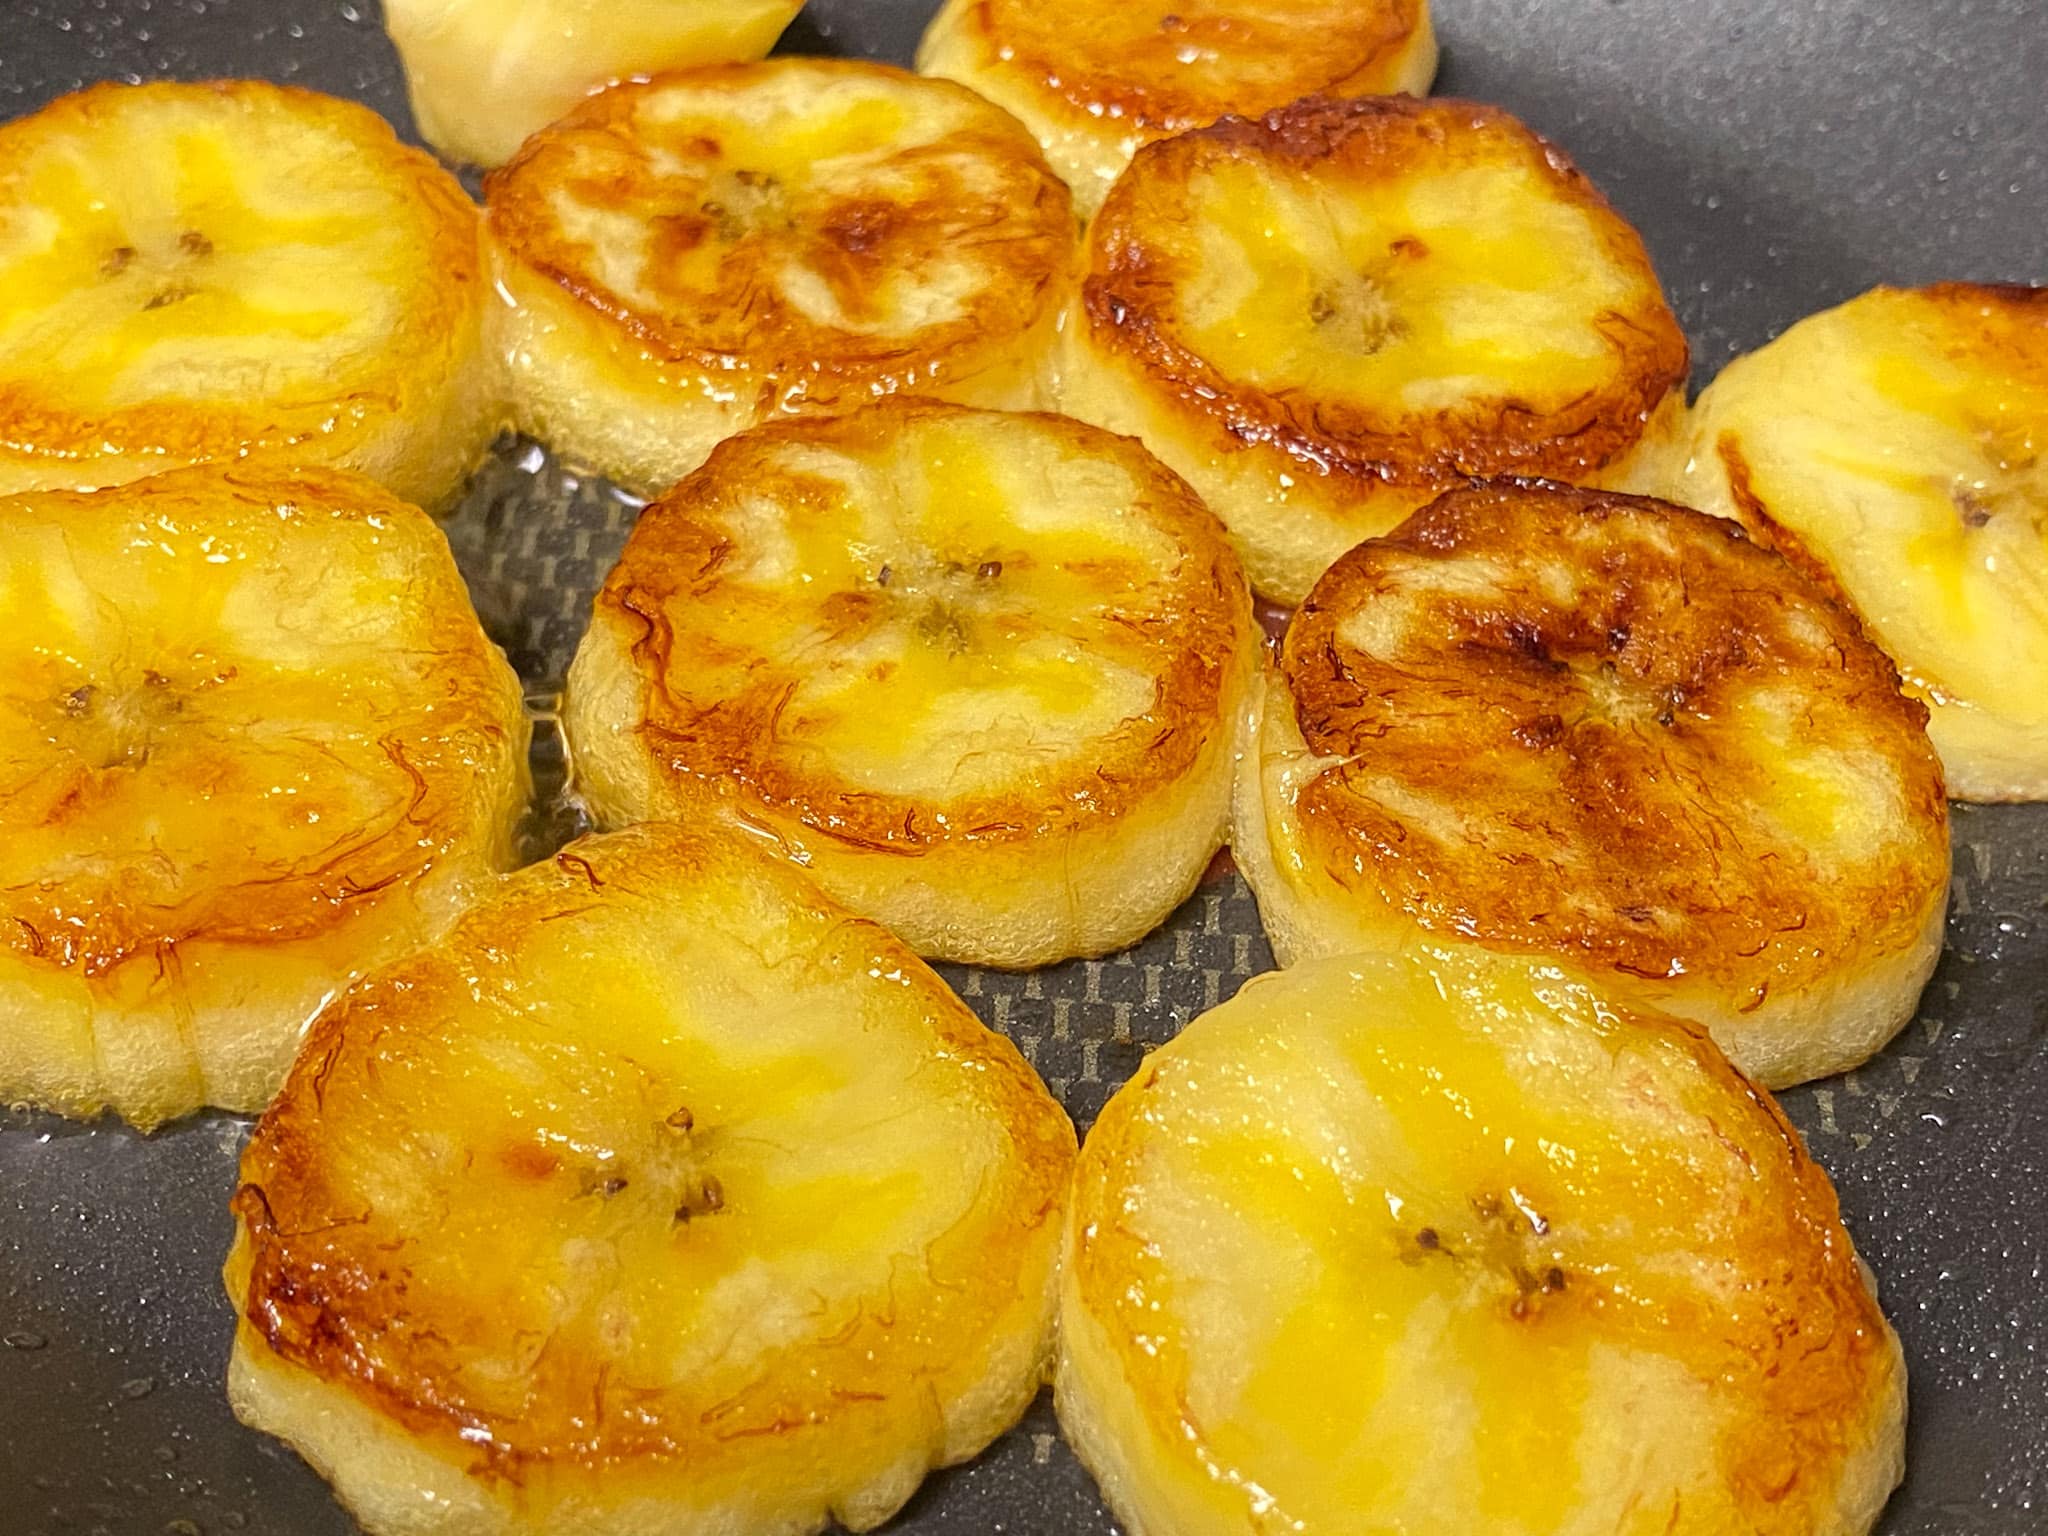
[916,0,1438,217]
[1061,949,1907,1536]
[0,80,499,511]
[0,464,529,1129]
[384,0,805,169]
[484,60,1076,497]
[226,822,1076,1536]
[563,398,1257,968]
[1671,282,2048,802]
[1234,482,1950,1088]
[1062,95,1688,604]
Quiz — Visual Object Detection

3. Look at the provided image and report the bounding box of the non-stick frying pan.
[0,2,2043,1532]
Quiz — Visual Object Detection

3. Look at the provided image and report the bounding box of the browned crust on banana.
[1279,481,1947,993]
[1081,95,1688,488]
[950,0,1429,133]
[591,398,1250,854]
[0,464,521,976]
[230,823,1075,1475]
[0,80,483,468]
[1070,969,1902,1533]
[484,60,1073,399]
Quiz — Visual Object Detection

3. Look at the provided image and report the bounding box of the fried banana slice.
[0,80,498,511]
[1062,95,1688,603]
[226,822,1075,1536]
[1235,482,1950,1087]
[1061,949,1907,1536]
[484,61,1075,497]
[385,0,805,168]
[916,0,1437,216]
[564,398,1256,967]
[1672,282,2048,801]
[0,465,528,1128]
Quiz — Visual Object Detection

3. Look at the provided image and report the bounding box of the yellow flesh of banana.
[1178,156,1642,418]
[0,102,418,417]
[667,418,1179,801]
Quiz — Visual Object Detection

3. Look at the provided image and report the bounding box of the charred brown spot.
[1512,712,1564,749]
[1502,618,1552,665]
[1388,234,1429,259]
[142,286,193,312]
[179,229,214,257]
[500,1143,561,1180]
[1415,1226,1440,1251]
[977,559,1004,580]
[101,245,136,276]
[823,198,898,257]
[61,684,95,719]
[665,1105,694,1134]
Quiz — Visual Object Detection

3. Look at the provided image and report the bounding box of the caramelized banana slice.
[917,0,1437,216]
[1062,95,1688,604]
[1235,483,1949,1088]
[1061,950,1907,1536]
[0,81,498,511]
[0,465,528,1129]
[385,0,805,168]
[564,399,1256,967]
[484,61,1075,497]
[226,823,1075,1536]
[1673,283,2048,802]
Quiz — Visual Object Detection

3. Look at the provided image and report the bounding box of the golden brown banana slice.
[563,398,1256,968]
[384,0,805,168]
[1062,95,1688,604]
[483,60,1076,497]
[226,822,1076,1536]
[0,465,528,1129]
[1061,949,1907,1536]
[0,81,498,511]
[1235,482,1950,1088]
[918,0,1438,217]
[1672,283,2048,802]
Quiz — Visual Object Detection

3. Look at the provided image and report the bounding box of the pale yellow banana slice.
[1234,482,1950,1088]
[564,398,1256,967]
[483,60,1076,497]
[918,0,1438,217]
[1061,949,1908,1536]
[1061,94,1688,604]
[0,81,499,511]
[0,465,528,1129]
[1672,282,2048,801]
[225,822,1076,1536]
[385,0,805,169]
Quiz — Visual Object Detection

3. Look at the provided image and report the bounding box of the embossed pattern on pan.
[0,2,2043,1535]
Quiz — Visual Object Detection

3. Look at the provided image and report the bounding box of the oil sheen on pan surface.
[0,1,2043,1533]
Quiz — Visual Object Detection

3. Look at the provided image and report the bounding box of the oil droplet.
[3,1329,46,1350]
[164,1521,204,1536]
[120,1375,157,1399]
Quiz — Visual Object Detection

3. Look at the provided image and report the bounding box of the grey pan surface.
[0,1,2043,1532]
